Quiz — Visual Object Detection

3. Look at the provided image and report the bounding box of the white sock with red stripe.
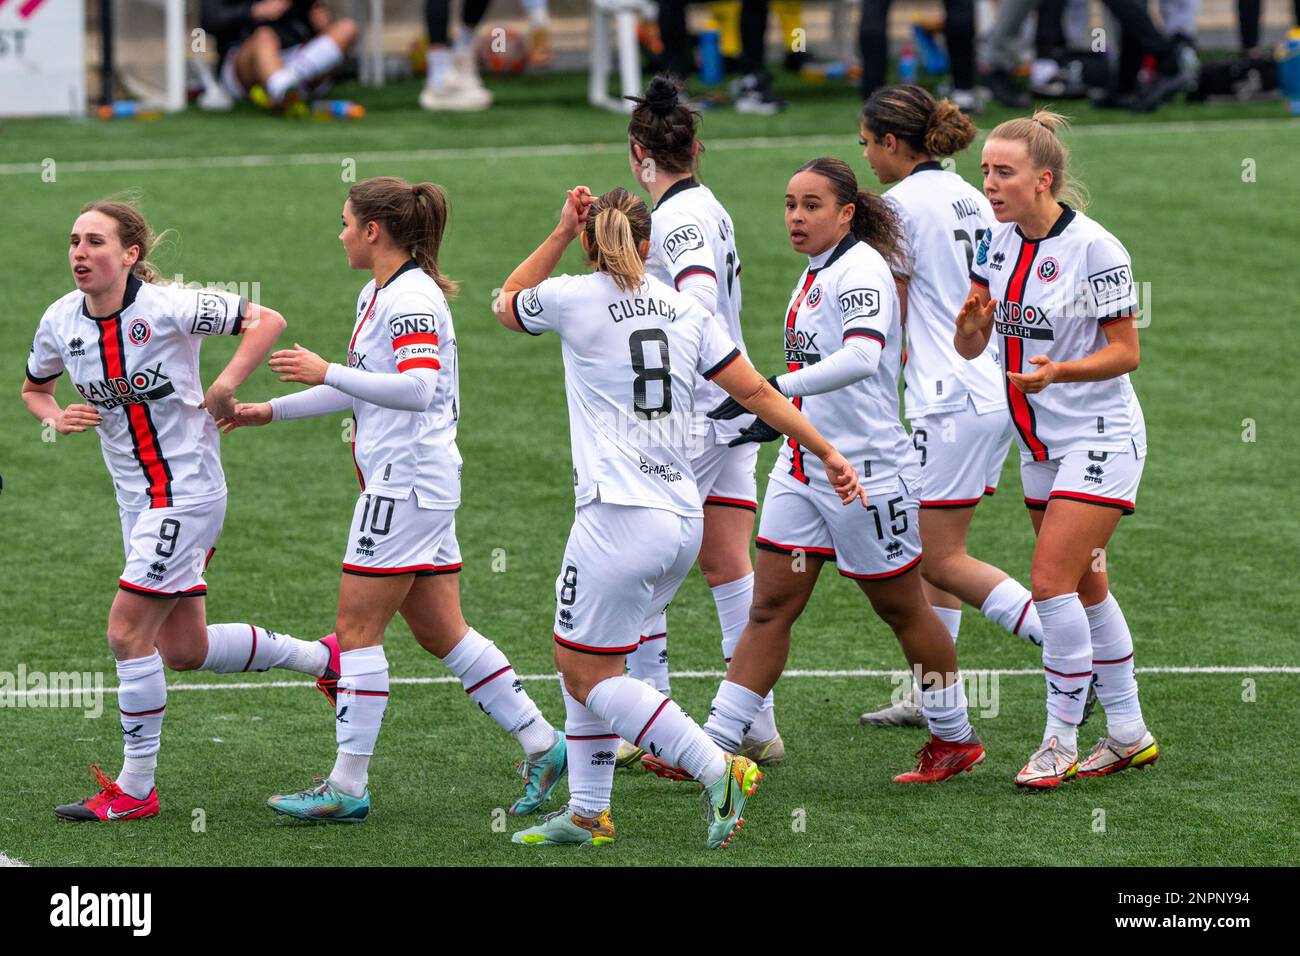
[285,34,344,87]
[200,623,329,675]
[585,676,726,787]
[441,628,554,756]
[932,606,963,642]
[715,575,778,740]
[330,646,389,797]
[560,681,615,816]
[919,675,974,742]
[115,652,166,799]
[1085,593,1146,743]
[1036,592,1093,752]
[702,679,764,752]
[626,610,670,695]
[981,578,1044,646]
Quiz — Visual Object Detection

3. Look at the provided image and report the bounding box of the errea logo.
[50,886,152,936]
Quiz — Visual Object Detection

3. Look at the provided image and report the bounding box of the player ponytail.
[626,74,702,177]
[584,187,651,293]
[796,157,905,273]
[80,197,173,284]
[348,176,460,298]
[860,84,978,159]
[987,110,1090,210]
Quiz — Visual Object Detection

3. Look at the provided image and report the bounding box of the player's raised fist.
[956,295,996,337]
[559,185,593,239]
[55,403,101,434]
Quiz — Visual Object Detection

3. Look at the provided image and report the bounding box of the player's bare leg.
[723,546,824,697]
[401,574,564,814]
[854,567,985,781]
[234,26,287,98]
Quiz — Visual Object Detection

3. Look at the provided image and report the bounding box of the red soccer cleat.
[316,633,341,705]
[640,753,695,782]
[892,734,986,783]
[54,764,159,822]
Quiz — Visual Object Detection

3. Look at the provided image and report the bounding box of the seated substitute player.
[957,112,1157,788]
[856,85,1050,728]
[200,0,358,113]
[24,199,345,823]
[652,158,988,785]
[493,185,865,849]
[217,177,567,822]
[616,75,784,768]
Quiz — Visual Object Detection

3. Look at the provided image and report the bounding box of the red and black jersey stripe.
[674,264,716,289]
[784,271,818,485]
[348,288,380,490]
[1002,240,1050,462]
[99,316,174,508]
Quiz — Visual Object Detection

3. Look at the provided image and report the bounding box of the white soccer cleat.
[1076,731,1159,777]
[419,82,492,112]
[614,740,645,769]
[860,686,925,728]
[1014,736,1079,790]
[737,732,785,766]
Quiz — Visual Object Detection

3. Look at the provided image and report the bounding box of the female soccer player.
[617,75,782,766]
[856,85,1046,728]
[217,176,567,821]
[957,112,1157,788]
[664,158,987,785]
[493,185,864,848]
[24,198,340,822]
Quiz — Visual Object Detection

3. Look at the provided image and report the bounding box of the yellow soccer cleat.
[1076,731,1159,777]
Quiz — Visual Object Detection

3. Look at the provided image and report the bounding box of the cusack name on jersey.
[76,363,175,409]
[607,294,677,324]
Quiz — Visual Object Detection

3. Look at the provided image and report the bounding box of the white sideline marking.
[0,118,1292,177]
[0,853,29,867]
[2,665,1295,698]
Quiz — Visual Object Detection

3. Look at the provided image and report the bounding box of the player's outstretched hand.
[1007,354,1058,395]
[956,295,996,337]
[559,186,593,239]
[216,402,273,434]
[270,343,329,386]
[823,450,867,507]
[710,375,781,421]
[727,418,782,447]
[55,403,101,434]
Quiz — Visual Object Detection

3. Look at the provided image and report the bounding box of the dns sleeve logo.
[838,288,880,319]
[192,293,229,335]
[1087,265,1132,306]
[663,224,704,263]
[518,288,544,317]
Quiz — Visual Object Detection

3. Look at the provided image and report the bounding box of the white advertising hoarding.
[0,0,85,117]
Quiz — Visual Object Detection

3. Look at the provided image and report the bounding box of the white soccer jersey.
[775,235,918,492]
[645,179,749,442]
[884,162,1005,419]
[511,270,742,518]
[970,204,1146,462]
[26,275,245,512]
[345,260,462,508]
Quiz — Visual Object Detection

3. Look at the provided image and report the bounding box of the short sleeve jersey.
[26,275,246,512]
[775,235,918,493]
[884,162,1005,419]
[645,179,750,443]
[510,270,742,518]
[345,260,462,508]
[970,204,1146,461]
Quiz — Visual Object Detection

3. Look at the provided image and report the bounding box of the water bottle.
[1280,29,1300,117]
[312,100,366,120]
[698,26,724,86]
[898,44,917,84]
[96,101,160,120]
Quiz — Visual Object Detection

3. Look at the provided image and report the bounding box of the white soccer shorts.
[341,492,462,576]
[552,501,702,655]
[755,472,923,580]
[910,399,1015,508]
[691,433,759,513]
[118,496,225,599]
[1021,447,1144,516]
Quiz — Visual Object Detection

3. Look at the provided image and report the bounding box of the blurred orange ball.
[478,26,529,75]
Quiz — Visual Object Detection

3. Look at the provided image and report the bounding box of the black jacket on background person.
[200,0,318,62]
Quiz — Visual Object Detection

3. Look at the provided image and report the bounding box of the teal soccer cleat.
[268,778,370,823]
[701,753,761,850]
[509,729,568,816]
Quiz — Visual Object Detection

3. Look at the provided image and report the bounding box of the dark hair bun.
[644,76,680,117]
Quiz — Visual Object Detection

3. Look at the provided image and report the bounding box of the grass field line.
[0,853,29,867]
[4,664,1295,699]
[1,117,1292,178]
